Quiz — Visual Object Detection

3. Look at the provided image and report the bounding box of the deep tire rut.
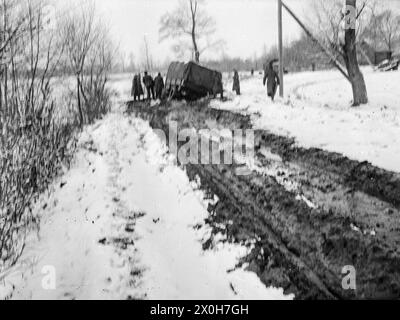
[127,100,400,300]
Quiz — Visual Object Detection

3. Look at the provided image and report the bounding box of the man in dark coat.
[138,73,144,100]
[232,69,240,95]
[263,61,280,101]
[131,74,144,101]
[154,73,165,100]
[212,72,223,99]
[143,71,155,101]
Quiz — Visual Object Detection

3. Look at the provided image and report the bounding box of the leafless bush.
[58,1,115,126]
[0,0,114,273]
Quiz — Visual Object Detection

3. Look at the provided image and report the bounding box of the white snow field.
[0,92,292,300]
[213,67,400,173]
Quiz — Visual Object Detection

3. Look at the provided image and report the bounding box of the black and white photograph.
[1,0,400,307]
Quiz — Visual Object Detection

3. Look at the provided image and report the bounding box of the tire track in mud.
[186,164,339,299]
[127,100,400,299]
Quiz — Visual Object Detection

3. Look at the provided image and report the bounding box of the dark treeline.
[201,33,336,74]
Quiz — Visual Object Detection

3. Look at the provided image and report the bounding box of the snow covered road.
[1,110,292,300]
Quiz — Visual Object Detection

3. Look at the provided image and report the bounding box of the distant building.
[360,41,393,65]
[374,51,392,65]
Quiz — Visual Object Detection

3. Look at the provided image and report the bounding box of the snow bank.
[2,116,140,300]
[212,68,400,173]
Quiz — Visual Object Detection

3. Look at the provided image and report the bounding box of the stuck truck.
[164,61,223,100]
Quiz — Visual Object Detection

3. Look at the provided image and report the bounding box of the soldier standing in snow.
[138,73,145,100]
[131,74,144,102]
[232,69,240,95]
[213,72,223,99]
[143,71,155,101]
[263,61,280,101]
[154,73,165,100]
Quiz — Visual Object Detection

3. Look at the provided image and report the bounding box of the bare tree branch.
[159,0,221,63]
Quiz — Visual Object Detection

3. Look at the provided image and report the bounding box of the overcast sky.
[93,0,311,65]
[61,0,400,65]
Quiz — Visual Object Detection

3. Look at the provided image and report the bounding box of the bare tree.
[83,23,114,123]
[125,52,136,72]
[58,2,97,126]
[58,1,114,126]
[1,0,114,272]
[159,0,223,63]
[343,0,368,105]
[359,0,400,52]
[360,0,381,51]
[310,0,368,106]
[376,10,400,51]
[0,0,72,271]
[142,35,153,71]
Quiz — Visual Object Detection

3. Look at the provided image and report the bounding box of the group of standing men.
[131,72,165,102]
[133,61,280,103]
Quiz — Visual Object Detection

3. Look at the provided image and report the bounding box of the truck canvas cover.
[165,61,223,99]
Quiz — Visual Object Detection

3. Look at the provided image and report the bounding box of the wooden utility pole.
[278,0,284,97]
[280,1,350,82]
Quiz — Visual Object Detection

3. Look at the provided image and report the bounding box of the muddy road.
[127,99,400,300]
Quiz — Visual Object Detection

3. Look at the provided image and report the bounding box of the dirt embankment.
[127,100,400,300]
